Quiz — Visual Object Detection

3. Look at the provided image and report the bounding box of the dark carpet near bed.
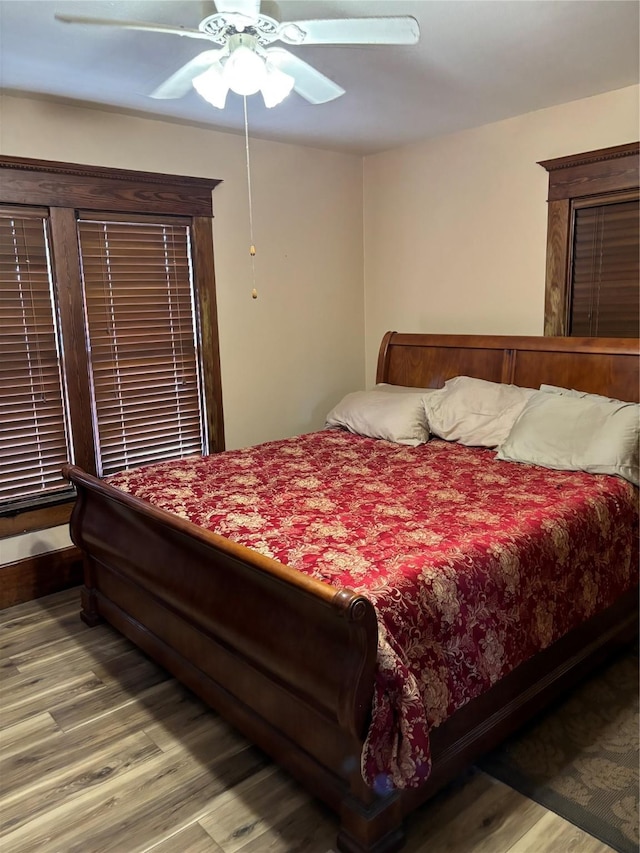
[479,648,639,853]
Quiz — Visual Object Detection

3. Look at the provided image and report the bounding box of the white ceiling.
[1,0,638,155]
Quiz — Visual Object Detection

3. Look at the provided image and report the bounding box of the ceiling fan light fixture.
[261,63,295,108]
[192,63,229,108]
[223,42,267,96]
[56,8,421,109]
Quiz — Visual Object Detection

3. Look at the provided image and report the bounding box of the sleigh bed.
[64,332,639,853]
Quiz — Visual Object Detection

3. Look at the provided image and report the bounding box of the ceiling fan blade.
[266,48,345,104]
[214,0,261,18]
[150,50,224,99]
[277,16,420,46]
[55,14,213,41]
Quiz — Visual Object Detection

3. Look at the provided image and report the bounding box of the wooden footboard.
[63,464,398,845]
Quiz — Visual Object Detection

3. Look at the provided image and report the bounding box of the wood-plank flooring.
[0,589,615,853]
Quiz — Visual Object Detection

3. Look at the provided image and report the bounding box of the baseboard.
[0,547,83,609]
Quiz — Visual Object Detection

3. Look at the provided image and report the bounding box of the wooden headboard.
[376,333,640,403]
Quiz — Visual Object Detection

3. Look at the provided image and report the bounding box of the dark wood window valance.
[539,142,639,337]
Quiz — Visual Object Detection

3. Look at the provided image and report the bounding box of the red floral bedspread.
[107,431,638,789]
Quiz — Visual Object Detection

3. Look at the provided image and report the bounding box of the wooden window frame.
[0,155,224,534]
[538,142,639,336]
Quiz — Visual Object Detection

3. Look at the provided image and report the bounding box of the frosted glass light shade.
[192,42,295,109]
[261,64,295,108]
[192,64,229,108]
[223,46,267,96]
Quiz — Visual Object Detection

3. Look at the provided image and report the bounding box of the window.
[539,142,639,337]
[1,207,71,504]
[78,215,206,475]
[570,199,639,337]
[0,156,224,518]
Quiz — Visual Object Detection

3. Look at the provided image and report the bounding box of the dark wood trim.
[538,141,638,172]
[0,546,82,609]
[0,501,74,539]
[0,155,221,217]
[539,142,639,201]
[543,199,571,335]
[571,188,640,209]
[539,143,640,335]
[49,206,98,475]
[192,216,225,452]
[0,154,222,186]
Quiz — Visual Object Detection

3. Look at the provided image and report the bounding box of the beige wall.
[362,85,639,379]
[0,94,365,559]
[0,94,365,449]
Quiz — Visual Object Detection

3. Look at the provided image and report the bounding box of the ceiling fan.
[55,0,420,109]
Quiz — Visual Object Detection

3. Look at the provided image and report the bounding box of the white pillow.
[325,390,429,446]
[376,383,435,395]
[425,376,536,447]
[540,384,628,405]
[498,391,640,485]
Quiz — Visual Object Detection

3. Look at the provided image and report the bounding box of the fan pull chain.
[243,96,258,299]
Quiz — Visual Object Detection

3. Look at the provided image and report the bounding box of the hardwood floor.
[0,589,615,853]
